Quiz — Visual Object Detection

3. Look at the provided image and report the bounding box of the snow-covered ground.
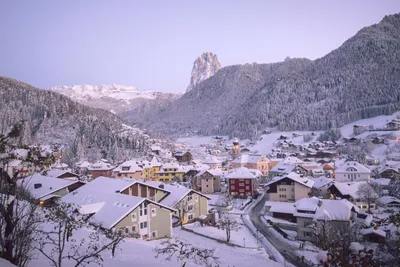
[184,220,261,248]
[30,225,282,267]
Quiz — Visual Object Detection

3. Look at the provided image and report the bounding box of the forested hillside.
[125,13,400,138]
[0,77,149,164]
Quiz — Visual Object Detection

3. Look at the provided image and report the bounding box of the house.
[231,154,269,175]
[361,227,386,243]
[51,162,69,170]
[88,160,114,179]
[264,201,296,222]
[377,196,400,209]
[44,169,80,180]
[294,197,358,242]
[154,163,185,182]
[6,159,36,179]
[202,157,222,169]
[144,181,210,224]
[226,167,260,197]
[18,173,82,205]
[327,182,377,211]
[75,161,92,174]
[61,177,174,239]
[311,168,325,178]
[379,167,400,180]
[174,151,193,163]
[311,176,334,198]
[334,161,371,182]
[265,172,314,202]
[151,145,162,155]
[268,161,296,178]
[112,160,144,179]
[387,118,400,130]
[196,169,223,194]
[387,152,400,161]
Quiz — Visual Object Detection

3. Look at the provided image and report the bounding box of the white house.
[378,196,400,209]
[335,161,371,182]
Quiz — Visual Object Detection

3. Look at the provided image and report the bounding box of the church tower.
[232,137,240,159]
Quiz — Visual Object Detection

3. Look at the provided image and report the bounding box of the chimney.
[34,183,42,189]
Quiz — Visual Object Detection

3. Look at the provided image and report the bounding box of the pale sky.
[1,0,399,92]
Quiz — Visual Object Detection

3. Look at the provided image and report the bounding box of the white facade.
[335,161,371,182]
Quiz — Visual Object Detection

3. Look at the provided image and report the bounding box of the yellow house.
[112,160,143,179]
[153,163,185,182]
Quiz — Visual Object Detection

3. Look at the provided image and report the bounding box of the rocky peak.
[186,52,221,93]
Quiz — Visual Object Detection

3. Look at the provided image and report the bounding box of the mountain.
[51,84,181,114]
[0,77,150,164]
[129,13,400,138]
[186,52,222,93]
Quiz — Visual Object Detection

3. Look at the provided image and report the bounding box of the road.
[250,193,309,267]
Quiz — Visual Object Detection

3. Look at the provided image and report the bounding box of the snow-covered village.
[1,1,400,267]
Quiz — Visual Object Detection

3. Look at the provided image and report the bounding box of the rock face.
[186,52,221,92]
[129,13,400,139]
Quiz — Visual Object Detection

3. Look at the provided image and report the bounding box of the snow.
[295,250,320,265]
[226,167,257,179]
[262,215,297,226]
[266,172,314,188]
[281,229,297,238]
[0,258,17,267]
[17,173,78,199]
[144,181,192,207]
[335,161,371,173]
[264,201,295,214]
[361,227,387,237]
[312,176,333,189]
[378,196,400,205]
[45,169,78,178]
[350,242,364,252]
[232,154,268,164]
[329,181,366,199]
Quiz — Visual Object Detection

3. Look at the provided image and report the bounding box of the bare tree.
[153,237,219,267]
[356,183,378,214]
[218,212,241,243]
[0,124,52,267]
[38,203,126,267]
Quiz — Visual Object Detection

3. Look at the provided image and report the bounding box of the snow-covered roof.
[76,161,91,168]
[61,178,174,229]
[161,162,181,170]
[226,167,257,179]
[18,173,78,199]
[349,242,364,252]
[378,196,400,205]
[232,154,268,164]
[269,161,296,174]
[196,168,223,177]
[45,169,79,178]
[371,178,391,186]
[264,201,295,214]
[151,145,161,151]
[203,157,222,164]
[361,227,386,238]
[294,197,357,220]
[335,161,371,174]
[283,156,304,164]
[266,172,314,188]
[51,162,69,169]
[312,176,333,189]
[329,182,367,199]
[113,160,143,173]
[8,159,22,167]
[311,169,325,175]
[88,160,113,171]
[150,155,162,167]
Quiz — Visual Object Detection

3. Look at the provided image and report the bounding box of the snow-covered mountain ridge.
[186,52,221,92]
[50,84,182,114]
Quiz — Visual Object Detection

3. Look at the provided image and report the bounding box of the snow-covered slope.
[51,85,182,114]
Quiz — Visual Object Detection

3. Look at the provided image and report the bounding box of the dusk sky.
[1,1,400,93]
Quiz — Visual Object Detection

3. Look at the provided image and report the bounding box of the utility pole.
[243,238,245,247]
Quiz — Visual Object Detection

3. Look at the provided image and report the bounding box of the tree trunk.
[2,202,15,264]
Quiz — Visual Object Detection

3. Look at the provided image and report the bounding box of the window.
[303,232,312,237]
[188,205,193,211]
[151,208,156,216]
[206,185,208,187]
[239,183,244,186]
[231,185,235,190]
[140,222,148,229]
[246,186,250,190]
[188,214,193,220]
[152,231,157,238]
[125,228,129,234]
[132,226,136,232]
[187,195,193,201]
[206,178,208,182]
[239,189,245,193]
[140,209,142,216]
[131,213,137,222]
[304,221,313,227]
[245,180,250,184]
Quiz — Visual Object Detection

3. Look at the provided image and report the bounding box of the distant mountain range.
[0,77,150,165]
[123,13,400,139]
[51,84,182,114]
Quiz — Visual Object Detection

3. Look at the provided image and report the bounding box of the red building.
[88,160,114,179]
[226,167,259,197]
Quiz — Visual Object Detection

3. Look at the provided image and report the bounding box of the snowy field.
[30,226,281,267]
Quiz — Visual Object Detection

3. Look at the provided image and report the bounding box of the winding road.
[249,193,309,267]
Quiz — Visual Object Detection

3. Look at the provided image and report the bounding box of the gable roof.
[270,161,296,174]
[336,161,371,174]
[45,169,79,178]
[328,182,367,199]
[283,156,304,164]
[61,178,174,229]
[294,197,357,220]
[18,173,78,199]
[113,160,143,173]
[88,160,114,171]
[266,172,314,188]
[143,181,210,207]
[226,167,257,179]
[378,196,400,205]
[312,176,334,189]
